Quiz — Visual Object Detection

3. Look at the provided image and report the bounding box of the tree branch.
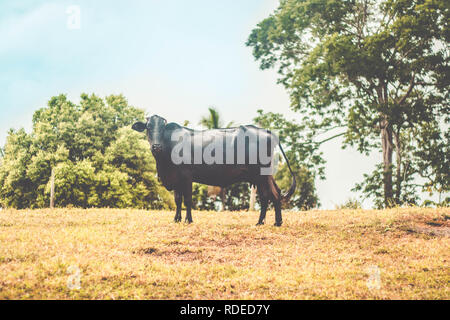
[397,73,415,105]
[415,81,435,86]
[317,132,346,145]
[315,125,347,136]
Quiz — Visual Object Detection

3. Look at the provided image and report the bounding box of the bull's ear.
[132,121,146,132]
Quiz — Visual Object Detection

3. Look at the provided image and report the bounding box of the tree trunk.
[393,130,402,204]
[381,119,394,207]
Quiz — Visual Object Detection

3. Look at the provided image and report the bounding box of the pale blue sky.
[0,0,388,208]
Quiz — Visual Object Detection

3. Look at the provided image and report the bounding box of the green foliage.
[0,94,174,209]
[335,198,363,210]
[354,123,449,208]
[192,182,252,211]
[247,0,449,207]
[0,129,34,208]
[192,183,217,211]
[199,107,235,129]
[223,183,252,211]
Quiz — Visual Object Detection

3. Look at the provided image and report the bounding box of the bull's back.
[161,124,276,187]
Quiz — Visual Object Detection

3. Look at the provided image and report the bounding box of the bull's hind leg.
[174,190,182,223]
[273,201,282,227]
[256,180,270,225]
[269,176,283,226]
[183,182,193,224]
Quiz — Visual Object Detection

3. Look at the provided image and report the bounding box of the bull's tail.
[278,142,296,202]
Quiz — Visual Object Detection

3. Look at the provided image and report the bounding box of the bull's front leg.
[183,182,193,224]
[174,190,182,223]
[256,197,268,225]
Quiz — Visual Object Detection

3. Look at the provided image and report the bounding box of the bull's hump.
[165,122,182,130]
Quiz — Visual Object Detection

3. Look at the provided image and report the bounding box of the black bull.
[132,115,296,226]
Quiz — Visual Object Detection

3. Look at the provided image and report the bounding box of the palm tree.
[199,107,234,211]
[199,107,234,130]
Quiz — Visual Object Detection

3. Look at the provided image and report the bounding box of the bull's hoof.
[256,221,265,226]
[274,221,282,227]
[174,219,181,223]
[185,219,193,224]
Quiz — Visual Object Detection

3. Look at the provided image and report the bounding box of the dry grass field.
[0,207,449,299]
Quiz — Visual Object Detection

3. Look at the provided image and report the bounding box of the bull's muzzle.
[151,144,163,153]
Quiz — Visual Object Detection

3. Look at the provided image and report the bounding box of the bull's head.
[132,115,167,154]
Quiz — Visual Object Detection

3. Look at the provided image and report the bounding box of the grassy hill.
[0,207,448,299]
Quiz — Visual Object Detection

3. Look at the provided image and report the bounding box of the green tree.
[0,94,174,209]
[199,107,235,130]
[247,0,449,207]
[0,129,34,208]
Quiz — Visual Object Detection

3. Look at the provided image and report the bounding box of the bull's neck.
[153,152,172,175]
